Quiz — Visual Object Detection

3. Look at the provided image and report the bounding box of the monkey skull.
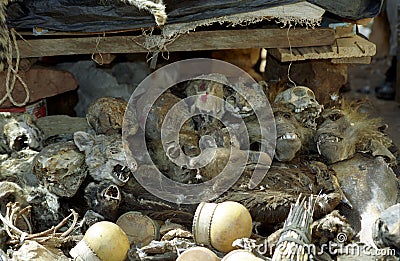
[274,86,323,129]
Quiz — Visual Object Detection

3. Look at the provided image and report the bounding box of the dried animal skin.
[315,101,394,164]
[32,141,87,198]
[86,96,133,135]
[0,112,44,154]
[311,210,355,245]
[332,154,399,248]
[84,181,122,221]
[217,161,342,225]
[74,131,133,186]
[274,86,323,129]
[273,105,314,162]
[0,149,38,186]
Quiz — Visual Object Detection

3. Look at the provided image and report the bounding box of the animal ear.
[74,131,94,152]
[367,139,396,163]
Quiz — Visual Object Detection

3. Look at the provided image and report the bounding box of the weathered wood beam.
[14,28,335,58]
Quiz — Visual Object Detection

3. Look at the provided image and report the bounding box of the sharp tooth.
[317,141,321,155]
[295,108,300,113]
[335,137,339,142]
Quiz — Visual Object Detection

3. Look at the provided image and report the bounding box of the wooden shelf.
[269,35,376,64]
[13,28,335,58]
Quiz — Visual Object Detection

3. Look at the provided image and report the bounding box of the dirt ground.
[346,57,400,148]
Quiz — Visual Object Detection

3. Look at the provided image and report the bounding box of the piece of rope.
[91,33,106,65]
[0,28,30,107]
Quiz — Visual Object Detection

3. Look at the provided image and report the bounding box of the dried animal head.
[138,92,194,141]
[148,133,198,183]
[0,112,43,153]
[315,101,394,164]
[86,96,132,135]
[185,75,226,118]
[273,105,313,162]
[74,131,133,186]
[32,141,87,197]
[274,86,323,128]
[225,82,265,118]
[84,181,122,221]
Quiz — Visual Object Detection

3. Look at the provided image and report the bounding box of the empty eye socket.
[283,113,291,119]
[327,112,343,121]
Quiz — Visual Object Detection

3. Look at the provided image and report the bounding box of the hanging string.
[91,33,106,65]
[0,28,30,107]
[286,24,296,88]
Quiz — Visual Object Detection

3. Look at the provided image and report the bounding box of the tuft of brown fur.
[330,99,393,152]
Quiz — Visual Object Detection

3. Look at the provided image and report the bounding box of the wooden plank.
[331,56,371,64]
[269,34,376,62]
[13,28,335,58]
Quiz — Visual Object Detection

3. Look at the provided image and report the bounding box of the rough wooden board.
[331,56,371,64]
[334,24,356,38]
[269,35,376,62]
[13,28,335,58]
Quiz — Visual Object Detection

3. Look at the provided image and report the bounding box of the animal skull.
[0,112,44,153]
[274,86,323,128]
[84,181,122,221]
[74,131,133,186]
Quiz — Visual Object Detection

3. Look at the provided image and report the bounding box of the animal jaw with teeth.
[273,105,314,162]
